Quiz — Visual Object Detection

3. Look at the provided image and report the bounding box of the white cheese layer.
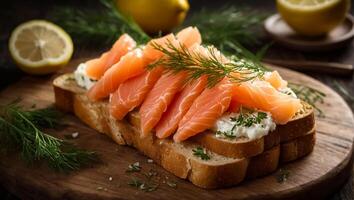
[74,63,97,90]
[215,111,276,140]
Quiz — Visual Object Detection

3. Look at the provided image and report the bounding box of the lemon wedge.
[9,20,74,75]
[277,0,350,36]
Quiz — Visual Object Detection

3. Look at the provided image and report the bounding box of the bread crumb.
[109,177,113,181]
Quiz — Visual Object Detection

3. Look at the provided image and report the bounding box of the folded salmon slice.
[86,34,136,80]
[143,33,178,62]
[87,48,147,101]
[263,71,287,89]
[88,31,185,101]
[139,27,202,136]
[173,79,233,142]
[155,76,207,139]
[176,26,202,48]
[139,72,188,136]
[109,67,164,120]
[231,80,301,124]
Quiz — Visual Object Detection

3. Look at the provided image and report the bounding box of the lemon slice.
[9,20,74,75]
[277,0,350,36]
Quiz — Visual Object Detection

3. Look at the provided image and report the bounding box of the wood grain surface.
[0,59,353,199]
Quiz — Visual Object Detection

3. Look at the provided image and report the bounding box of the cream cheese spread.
[74,63,97,90]
[215,110,276,140]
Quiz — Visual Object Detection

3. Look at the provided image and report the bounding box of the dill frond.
[0,102,97,172]
[148,41,266,87]
[288,83,326,116]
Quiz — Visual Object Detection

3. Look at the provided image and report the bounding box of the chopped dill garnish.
[192,147,210,160]
[143,169,158,180]
[232,111,268,127]
[0,101,97,172]
[275,169,290,183]
[216,109,268,139]
[288,83,326,116]
[166,180,177,188]
[128,177,144,188]
[126,162,141,173]
[128,177,159,192]
[148,40,266,87]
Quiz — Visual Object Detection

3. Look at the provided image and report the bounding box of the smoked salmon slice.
[173,79,233,142]
[86,34,136,80]
[87,48,146,101]
[139,72,188,136]
[143,33,178,62]
[176,27,202,48]
[231,80,301,124]
[88,33,181,101]
[139,27,202,136]
[109,67,164,120]
[263,71,287,89]
[155,76,207,139]
[142,26,201,62]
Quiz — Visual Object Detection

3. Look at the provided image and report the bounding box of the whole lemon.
[116,0,189,34]
[277,0,350,36]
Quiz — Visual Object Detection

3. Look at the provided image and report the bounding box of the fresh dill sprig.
[192,147,210,160]
[183,6,267,51]
[148,41,266,87]
[50,0,150,46]
[288,83,326,116]
[0,102,97,172]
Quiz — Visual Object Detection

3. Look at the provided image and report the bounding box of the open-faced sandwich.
[53,27,315,189]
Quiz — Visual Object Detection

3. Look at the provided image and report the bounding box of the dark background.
[0,0,353,199]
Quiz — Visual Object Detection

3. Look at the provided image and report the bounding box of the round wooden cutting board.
[0,59,353,200]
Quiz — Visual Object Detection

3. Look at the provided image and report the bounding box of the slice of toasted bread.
[127,103,314,159]
[280,128,316,163]
[53,74,315,188]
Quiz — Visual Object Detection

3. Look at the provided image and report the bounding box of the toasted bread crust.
[193,133,265,159]
[246,145,280,179]
[280,129,316,163]
[53,74,315,189]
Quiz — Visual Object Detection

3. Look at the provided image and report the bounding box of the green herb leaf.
[126,162,141,173]
[0,102,97,172]
[192,147,210,160]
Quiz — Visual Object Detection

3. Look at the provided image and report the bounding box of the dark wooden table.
[0,0,353,199]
